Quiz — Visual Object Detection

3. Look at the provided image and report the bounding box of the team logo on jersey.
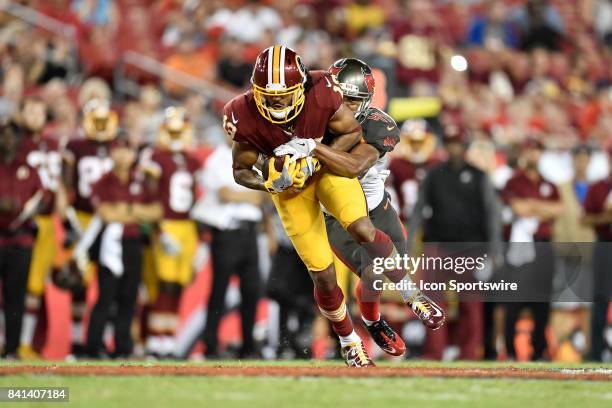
[383,136,397,148]
[16,165,30,180]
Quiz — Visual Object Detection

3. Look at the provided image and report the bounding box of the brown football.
[262,155,288,181]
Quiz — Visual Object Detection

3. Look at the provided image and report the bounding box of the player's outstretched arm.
[232,141,267,191]
[313,142,379,178]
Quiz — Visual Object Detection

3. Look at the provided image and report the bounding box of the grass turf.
[0,361,610,408]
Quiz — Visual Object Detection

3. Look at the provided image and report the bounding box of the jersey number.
[222,114,237,139]
[27,151,61,191]
[169,171,193,213]
[78,156,113,198]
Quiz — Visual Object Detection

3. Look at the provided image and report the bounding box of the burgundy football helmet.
[251,45,308,124]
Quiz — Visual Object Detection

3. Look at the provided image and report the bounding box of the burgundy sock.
[313,285,353,337]
[355,280,380,322]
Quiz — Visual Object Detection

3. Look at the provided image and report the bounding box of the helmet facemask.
[252,82,305,124]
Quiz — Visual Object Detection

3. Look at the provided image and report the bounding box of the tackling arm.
[325,103,363,152]
[313,142,379,178]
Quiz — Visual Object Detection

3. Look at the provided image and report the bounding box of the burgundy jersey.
[64,138,114,213]
[389,157,440,221]
[91,170,157,238]
[150,149,199,220]
[223,70,344,157]
[0,158,42,246]
[501,171,560,240]
[583,178,612,241]
[17,135,61,215]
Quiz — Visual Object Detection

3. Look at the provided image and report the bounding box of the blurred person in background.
[217,36,252,90]
[518,0,564,51]
[389,119,440,223]
[15,96,62,360]
[265,209,315,359]
[143,107,200,359]
[0,121,43,359]
[341,0,386,39]
[194,125,265,359]
[551,144,595,362]
[582,147,612,361]
[409,126,501,360]
[163,32,217,98]
[391,0,448,93]
[85,131,162,359]
[0,64,24,119]
[466,0,519,50]
[466,138,505,360]
[501,138,564,360]
[60,98,118,357]
[215,0,282,45]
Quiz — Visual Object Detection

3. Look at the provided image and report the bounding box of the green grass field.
[0,361,610,408]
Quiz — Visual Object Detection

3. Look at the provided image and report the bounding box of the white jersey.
[360,155,391,210]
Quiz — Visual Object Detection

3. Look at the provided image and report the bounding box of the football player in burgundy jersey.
[313,59,445,358]
[227,45,440,366]
[15,96,62,359]
[142,107,199,358]
[0,121,43,358]
[388,119,440,222]
[60,98,118,356]
[85,133,162,358]
[501,139,563,360]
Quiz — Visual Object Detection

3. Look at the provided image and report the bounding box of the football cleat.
[364,316,406,357]
[17,345,40,360]
[407,291,446,330]
[341,341,375,368]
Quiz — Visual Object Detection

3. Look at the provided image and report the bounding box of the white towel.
[99,223,124,277]
[506,217,538,267]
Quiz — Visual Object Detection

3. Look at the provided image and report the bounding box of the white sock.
[361,315,380,326]
[146,335,162,354]
[338,330,361,347]
[72,321,83,345]
[161,335,176,357]
[20,313,37,346]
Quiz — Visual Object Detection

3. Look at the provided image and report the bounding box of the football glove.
[292,157,321,189]
[264,157,298,194]
[273,138,316,161]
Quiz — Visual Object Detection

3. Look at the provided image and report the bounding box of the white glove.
[159,232,181,256]
[273,138,316,161]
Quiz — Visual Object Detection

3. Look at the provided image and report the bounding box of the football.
[262,155,288,180]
